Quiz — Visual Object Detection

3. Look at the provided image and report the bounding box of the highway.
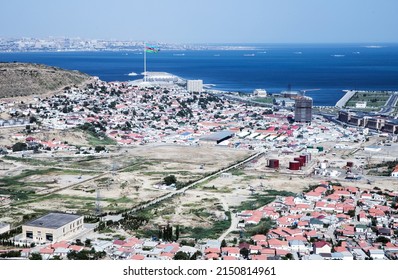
[379,92,398,115]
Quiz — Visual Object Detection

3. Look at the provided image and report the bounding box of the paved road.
[380,93,398,115]
[217,196,239,242]
[335,90,356,108]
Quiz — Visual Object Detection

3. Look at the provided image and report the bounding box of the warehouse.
[22,213,84,243]
[199,130,235,145]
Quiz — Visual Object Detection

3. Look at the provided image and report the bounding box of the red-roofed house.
[249,245,262,254]
[159,252,174,260]
[251,254,267,260]
[275,249,290,257]
[313,241,331,254]
[276,217,292,227]
[314,186,327,194]
[305,230,318,240]
[297,221,309,229]
[334,190,351,198]
[131,254,145,260]
[251,234,267,244]
[39,247,54,255]
[223,255,238,260]
[204,247,220,254]
[345,186,359,194]
[260,248,275,256]
[267,239,289,250]
[205,253,220,260]
[221,247,240,258]
[305,191,322,201]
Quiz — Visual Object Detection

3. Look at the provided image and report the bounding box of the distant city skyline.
[1,0,398,44]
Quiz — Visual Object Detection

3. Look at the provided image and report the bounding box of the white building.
[254,89,267,97]
[187,80,203,93]
[22,213,84,244]
[355,101,367,108]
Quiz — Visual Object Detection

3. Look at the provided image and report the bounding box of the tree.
[163,175,177,186]
[282,253,294,260]
[240,247,249,259]
[190,251,202,260]
[173,251,190,260]
[95,146,105,153]
[347,209,356,218]
[29,252,42,260]
[175,225,180,241]
[375,236,390,245]
[12,142,27,152]
[84,239,92,247]
[220,239,227,248]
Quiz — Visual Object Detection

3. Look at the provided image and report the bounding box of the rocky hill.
[0,63,91,98]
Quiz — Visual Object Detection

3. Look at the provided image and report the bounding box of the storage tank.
[268,159,280,169]
[289,161,301,170]
[300,155,308,164]
[294,157,305,167]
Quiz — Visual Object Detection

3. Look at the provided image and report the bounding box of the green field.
[345,91,391,108]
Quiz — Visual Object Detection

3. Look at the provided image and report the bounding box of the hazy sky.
[2,0,397,43]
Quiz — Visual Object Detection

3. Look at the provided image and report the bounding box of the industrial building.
[199,130,234,145]
[22,213,84,243]
[294,97,313,123]
[186,80,203,93]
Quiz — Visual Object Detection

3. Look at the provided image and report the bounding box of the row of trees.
[158,224,180,241]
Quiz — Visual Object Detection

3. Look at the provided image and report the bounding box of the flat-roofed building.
[22,213,83,243]
[187,80,203,93]
[199,130,234,145]
[382,120,398,134]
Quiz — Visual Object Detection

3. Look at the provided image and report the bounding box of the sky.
[1,0,398,43]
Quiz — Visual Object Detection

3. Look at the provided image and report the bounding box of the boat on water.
[243,54,255,57]
[294,52,302,55]
[127,72,138,76]
[173,53,185,56]
[332,54,345,57]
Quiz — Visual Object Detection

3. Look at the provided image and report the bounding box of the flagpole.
[143,41,147,82]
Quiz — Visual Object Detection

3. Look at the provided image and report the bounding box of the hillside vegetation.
[0,62,91,98]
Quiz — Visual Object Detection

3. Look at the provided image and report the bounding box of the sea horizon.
[1,43,398,106]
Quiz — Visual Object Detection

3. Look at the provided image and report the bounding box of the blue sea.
[1,44,398,106]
